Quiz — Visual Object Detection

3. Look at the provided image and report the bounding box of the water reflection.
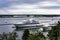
[0,25,15,34]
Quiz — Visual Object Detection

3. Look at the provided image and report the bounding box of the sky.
[0,0,60,15]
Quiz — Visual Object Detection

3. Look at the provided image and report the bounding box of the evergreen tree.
[0,32,18,40]
[28,31,46,40]
[48,21,60,40]
[12,32,17,40]
[22,29,30,40]
[8,32,13,40]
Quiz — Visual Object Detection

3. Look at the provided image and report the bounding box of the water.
[0,17,60,40]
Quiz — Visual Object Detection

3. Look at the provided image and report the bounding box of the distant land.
[0,14,60,18]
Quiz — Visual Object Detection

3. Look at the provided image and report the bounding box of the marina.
[0,14,60,40]
[0,14,59,31]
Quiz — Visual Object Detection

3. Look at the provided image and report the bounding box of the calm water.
[0,17,60,40]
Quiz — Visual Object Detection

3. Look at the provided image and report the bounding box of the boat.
[14,19,43,29]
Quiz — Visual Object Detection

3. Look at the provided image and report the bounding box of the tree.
[22,29,30,40]
[48,21,60,40]
[28,31,46,40]
[8,32,13,40]
[0,32,18,40]
[12,32,17,40]
[8,32,17,40]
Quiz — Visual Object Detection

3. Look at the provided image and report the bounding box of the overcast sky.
[0,0,60,15]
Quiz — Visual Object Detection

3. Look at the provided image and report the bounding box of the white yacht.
[14,19,43,29]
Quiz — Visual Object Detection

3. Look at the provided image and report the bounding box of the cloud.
[0,4,60,15]
[38,1,60,6]
[41,6,60,9]
[0,0,60,14]
[0,0,45,9]
[8,4,38,9]
[0,0,60,9]
[4,1,60,9]
[37,1,60,9]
